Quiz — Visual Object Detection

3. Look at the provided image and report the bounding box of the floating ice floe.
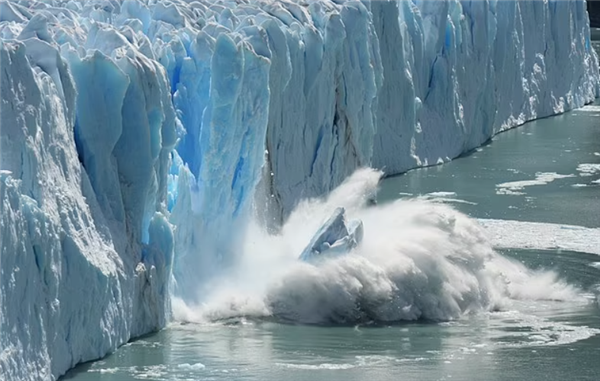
[576,163,600,176]
[496,172,575,195]
[478,219,600,255]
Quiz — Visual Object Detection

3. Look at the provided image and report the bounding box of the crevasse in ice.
[0,1,598,380]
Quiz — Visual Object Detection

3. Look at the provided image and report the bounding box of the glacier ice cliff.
[0,0,598,380]
[0,5,176,380]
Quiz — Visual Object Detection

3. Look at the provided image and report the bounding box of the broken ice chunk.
[299,207,364,262]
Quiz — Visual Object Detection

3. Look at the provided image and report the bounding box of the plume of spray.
[173,168,581,324]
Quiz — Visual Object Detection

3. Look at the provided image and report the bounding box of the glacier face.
[0,0,598,380]
[167,0,599,301]
[0,4,175,380]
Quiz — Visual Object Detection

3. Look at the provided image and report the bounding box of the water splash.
[173,169,581,324]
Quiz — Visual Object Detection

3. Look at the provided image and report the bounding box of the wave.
[173,169,582,324]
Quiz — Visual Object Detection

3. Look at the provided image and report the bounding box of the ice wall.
[263,0,600,221]
[371,0,599,174]
[0,5,176,381]
[0,0,598,380]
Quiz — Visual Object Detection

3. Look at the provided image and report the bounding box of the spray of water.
[172,168,581,324]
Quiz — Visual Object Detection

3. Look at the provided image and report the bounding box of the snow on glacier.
[0,0,598,380]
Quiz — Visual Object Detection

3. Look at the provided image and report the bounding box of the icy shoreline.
[1,1,598,380]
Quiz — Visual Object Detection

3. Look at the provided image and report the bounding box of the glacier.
[0,0,598,380]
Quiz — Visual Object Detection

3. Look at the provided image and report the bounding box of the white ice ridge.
[478,219,600,255]
[0,1,598,380]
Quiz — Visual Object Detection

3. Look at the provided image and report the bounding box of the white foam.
[419,192,477,205]
[98,368,119,374]
[488,309,600,347]
[177,363,206,371]
[130,365,168,379]
[89,365,170,378]
[423,196,478,206]
[496,172,575,195]
[276,355,423,370]
[427,191,457,197]
[276,363,355,370]
[577,163,600,176]
[477,219,600,255]
[173,169,584,325]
